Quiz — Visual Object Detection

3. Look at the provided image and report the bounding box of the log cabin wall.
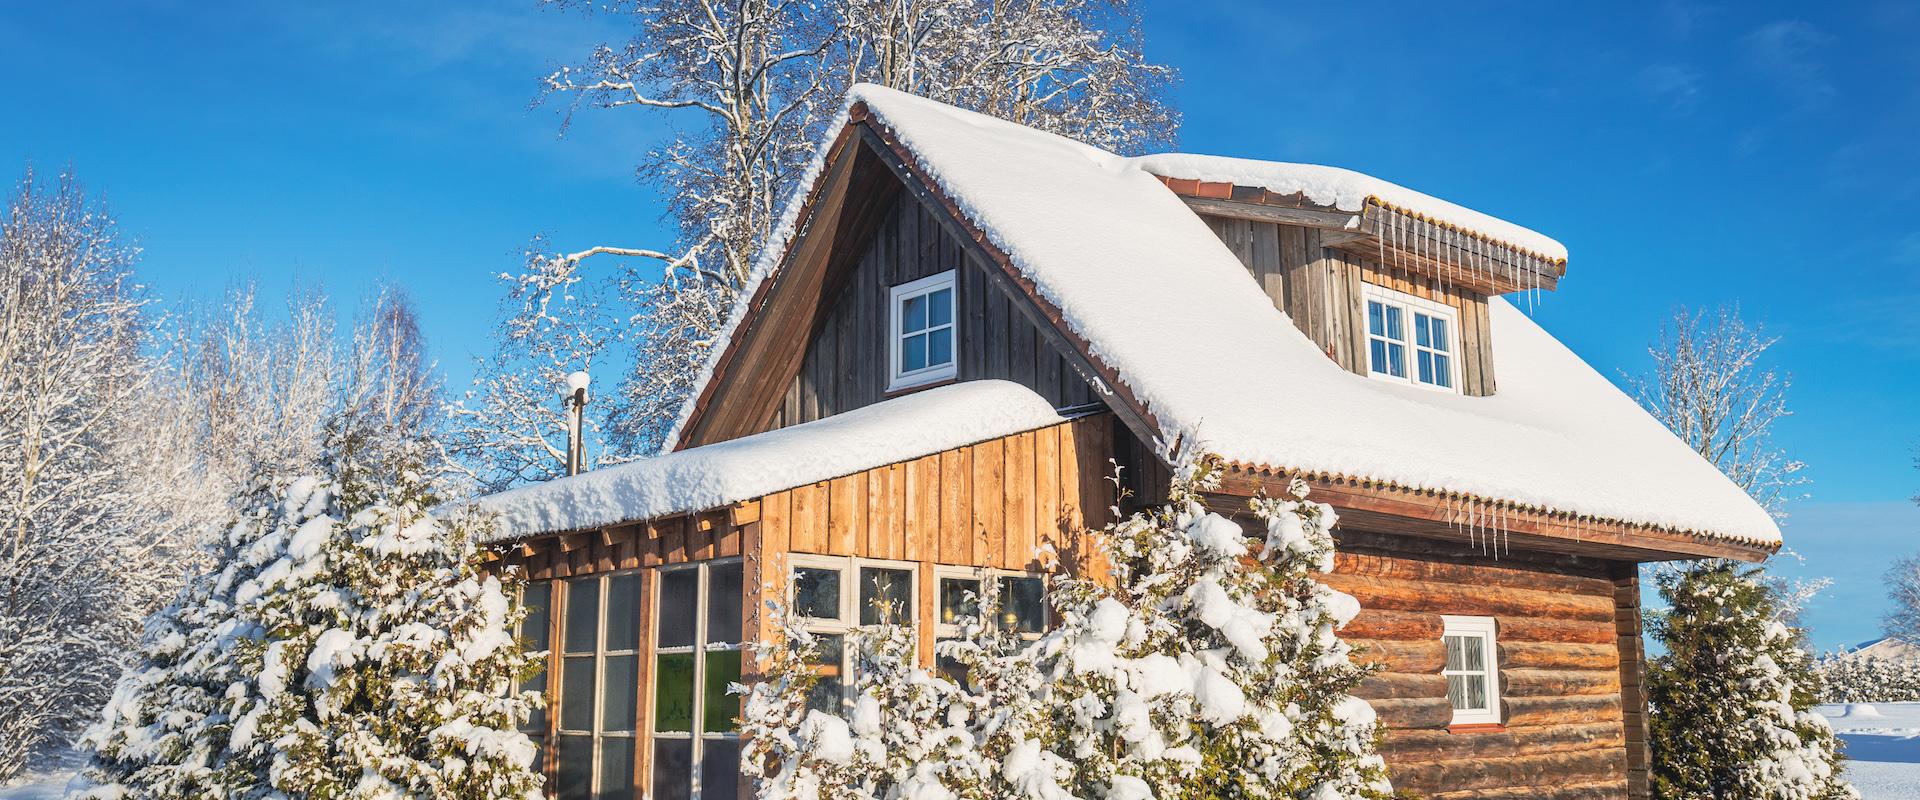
[1196,214,1498,397]
[1327,530,1630,800]
[766,194,1100,432]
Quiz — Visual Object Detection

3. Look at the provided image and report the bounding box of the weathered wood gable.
[768,191,1102,431]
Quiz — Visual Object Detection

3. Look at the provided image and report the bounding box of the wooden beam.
[1176,195,1362,231]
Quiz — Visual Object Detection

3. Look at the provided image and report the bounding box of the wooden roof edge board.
[1328,239,1563,296]
[1209,465,1776,563]
[1179,195,1363,231]
[672,121,868,451]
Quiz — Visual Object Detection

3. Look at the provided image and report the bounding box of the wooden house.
[477,86,1782,800]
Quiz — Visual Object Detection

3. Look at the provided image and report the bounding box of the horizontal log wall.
[1329,530,1630,799]
[1198,215,1497,396]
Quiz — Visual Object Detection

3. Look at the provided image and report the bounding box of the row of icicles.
[1365,201,1556,314]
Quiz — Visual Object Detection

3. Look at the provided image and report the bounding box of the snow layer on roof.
[478,381,1064,540]
[1130,154,1568,262]
[837,85,1776,545]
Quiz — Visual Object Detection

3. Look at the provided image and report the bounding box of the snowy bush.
[740,454,1392,800]
[1648,560,1855,800]
[1815,648,1920,703]
[76,431,543,799]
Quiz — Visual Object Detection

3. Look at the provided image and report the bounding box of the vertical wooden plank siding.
[1325,532,1630,798]
[768,194,1099,433]
[1199,214,1498,397]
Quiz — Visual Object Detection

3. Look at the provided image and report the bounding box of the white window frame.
[932,565,1050,643]
[887,270,959,391]
[1362,282,1461,393]
[787,554,922,712]
[650,558,746,800]
[1441,615,1501,726]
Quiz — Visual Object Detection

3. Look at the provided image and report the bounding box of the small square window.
[1441,615,1501,726]
[1363,284,1459,392]
[889,271,958,390]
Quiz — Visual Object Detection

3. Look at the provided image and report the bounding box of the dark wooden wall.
[767,194,1099,430]
[1327,531,1630,799]
[1198,214,1498,397]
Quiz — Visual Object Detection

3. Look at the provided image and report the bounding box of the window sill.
[884,376,958,398]
[1446,722,1506,735]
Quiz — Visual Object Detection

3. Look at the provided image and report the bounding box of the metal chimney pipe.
[564,370,591,476]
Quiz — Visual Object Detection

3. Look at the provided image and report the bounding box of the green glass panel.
[654,653,695,733]
[704,649,743,733]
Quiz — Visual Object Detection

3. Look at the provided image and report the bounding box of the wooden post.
[1612,562,1652,800]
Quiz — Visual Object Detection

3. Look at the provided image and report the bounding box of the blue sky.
[3,1,1915,649]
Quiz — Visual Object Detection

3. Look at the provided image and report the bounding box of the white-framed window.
[887,270,958,391]
[1363,283,1459,392]
[553,572,643,800]
[1441,615,1501,726]
[788,554,919,713]
[650,560,744,800]
[933,566,1048,681]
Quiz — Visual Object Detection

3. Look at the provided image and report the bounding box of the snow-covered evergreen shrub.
[77,431,544,799]
[1815,648,1920,703]
[1647,560,1855,800]
[741,454,1393,800]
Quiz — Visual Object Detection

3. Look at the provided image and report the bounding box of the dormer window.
[1363,283,1458,392]
[888,270,957,390]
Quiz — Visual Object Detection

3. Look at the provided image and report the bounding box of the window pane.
[808,633,844,668]
[1415,313,1432,347]
[1368,339,1388,375]
[1430,317,1449,352]
[793,567,841,621]
[601,655,637,733]
[859,567,914,625]
[998,577,1045,634]
[1387,343,1406,377]
[654,653,696,733]
[556,735,593,800]
[902,332,927,373]
[1444,635,1465,672]
[598,739,634,800]
[651,738,693,800]
[1418,351,1434,384]
[707,563,742,645]
[1464,674,1488,710]
[1446,673,1468,711]
[1462,634,1485,669]
[902,293,928,332]
[604,575,641,652]
[928,327,952,368]
[522,582,552,650]
[701,739,742,800]
[1384,306,1404,341]
[1434,353,1452,388]
[659,569,698,649]
[560,656,595,732]
[1367,301,1384,336]
[939,577,981,624]
[564,578,600,654]
[805,679,843,716]
[928,288,952,328]
[704,649,743,733]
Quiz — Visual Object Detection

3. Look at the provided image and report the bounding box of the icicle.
[1374,204,1385,267]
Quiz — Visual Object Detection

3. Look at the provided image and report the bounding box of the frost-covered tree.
[1815,648,1920,703]
[1647,561,1855,800]
[741,455,1391,800]
[450,0,1179,485]
[1632,306,1806,519]
[0,169,190,780]
[77,428,541,799]
[1884,554,1920,645]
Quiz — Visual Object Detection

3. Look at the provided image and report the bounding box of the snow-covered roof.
[477,381,1065,540]
[664,85,1777,548]
[1130,154,1568,263]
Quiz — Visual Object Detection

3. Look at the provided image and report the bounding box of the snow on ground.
[1819,702,1920,799]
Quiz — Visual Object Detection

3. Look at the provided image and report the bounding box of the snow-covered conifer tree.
[78,427,542,799]
[1647,561,1855,800]
[740,454,1392,800]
